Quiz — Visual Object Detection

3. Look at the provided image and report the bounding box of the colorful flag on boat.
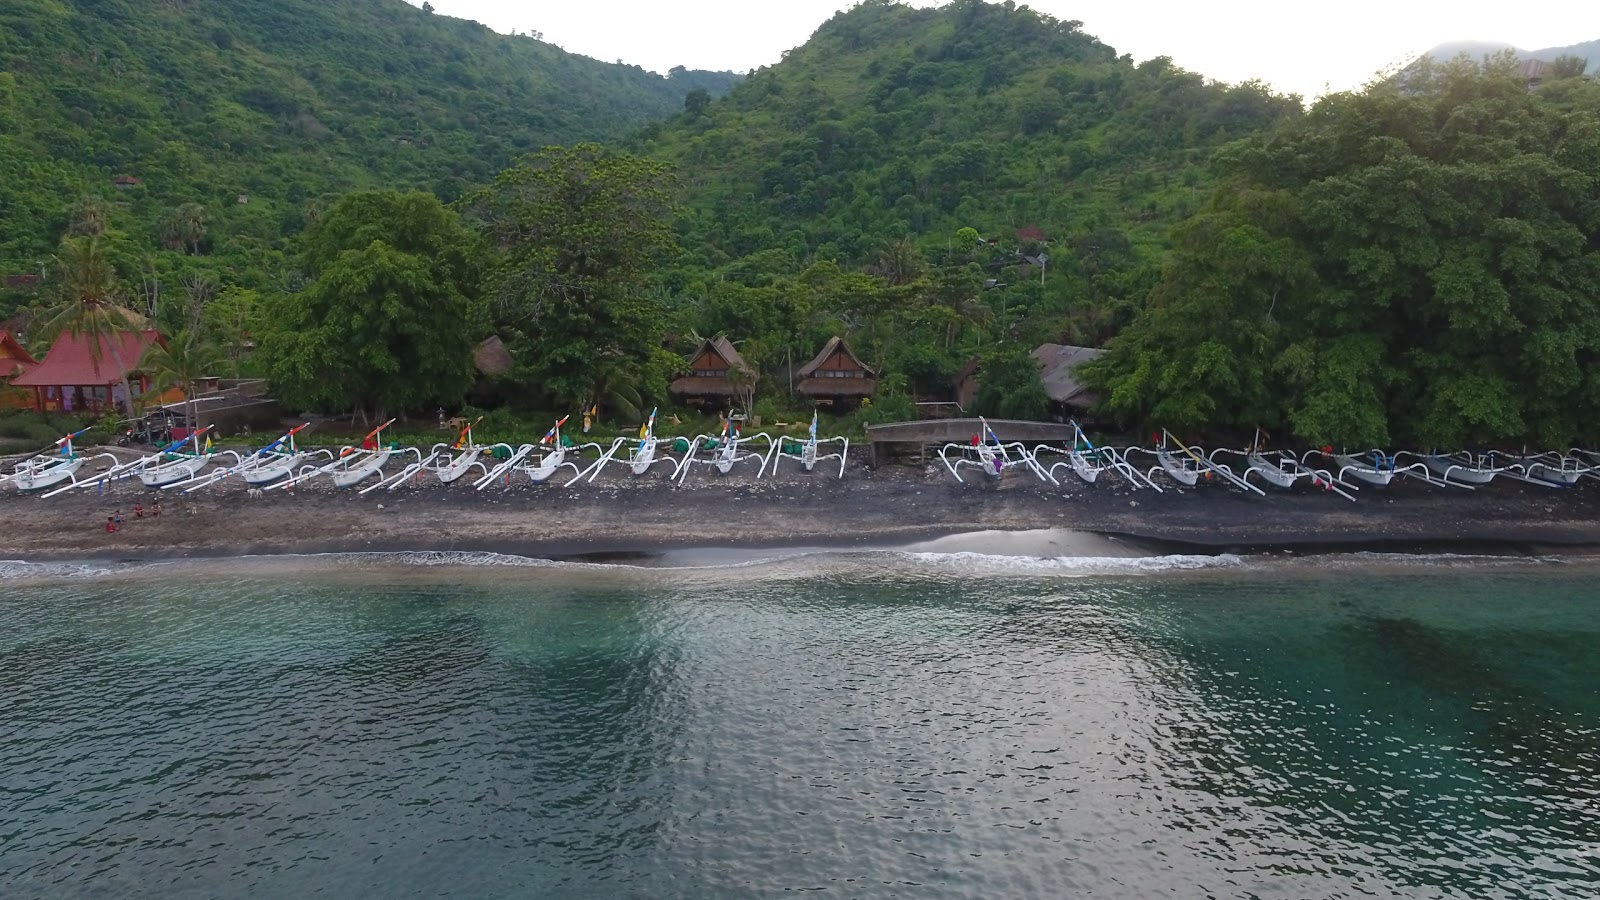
[541,415,569,445]
[809,411,818,440]
[204,435,213,454]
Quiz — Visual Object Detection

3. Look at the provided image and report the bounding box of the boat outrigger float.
[1209,429,1357,501]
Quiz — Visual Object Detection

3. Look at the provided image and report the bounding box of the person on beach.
[133,503,144,519]
[105,516,118,534]
[152,501,162,518]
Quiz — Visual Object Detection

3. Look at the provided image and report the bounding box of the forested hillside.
[630,0,1300,397]
[0,0,736,267]
[1085,55,1600,447]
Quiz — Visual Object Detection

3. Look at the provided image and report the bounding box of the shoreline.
[3,461,1599,564]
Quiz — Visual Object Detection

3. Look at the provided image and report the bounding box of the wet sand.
[3,451,1599,561]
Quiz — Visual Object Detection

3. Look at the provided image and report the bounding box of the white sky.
[407,1,1598,99]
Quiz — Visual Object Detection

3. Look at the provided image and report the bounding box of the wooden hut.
[669,336,757,407]
[952,343,1104,420]
[10,329,168,413]
[1032,343,1103,418]
[796,336,876,407]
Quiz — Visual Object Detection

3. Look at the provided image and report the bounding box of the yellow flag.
[639,421,648,439]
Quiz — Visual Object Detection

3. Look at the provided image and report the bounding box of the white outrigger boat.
[2,428,117,492]
[475,416,608,489]
[268,419,418,490]
[173,424,326,492]
[1408,450,1514,487]
[1125,431,1263,494]
[674,417,772,483]
[762,411,849,479]
[1210,430,1356,501]
[136,426,234,489]
[1321,449,1471,489]
[42,426,234,496]
[570,408,678,484]
[1506,451,1600,486]
[938,417,1051,484]
[365,418,512,493]
[1032,421,1160,490]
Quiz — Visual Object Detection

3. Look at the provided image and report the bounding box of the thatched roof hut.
[797,336,876,404]
[669,336,756,401]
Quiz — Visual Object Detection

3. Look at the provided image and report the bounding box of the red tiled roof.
[12,330,164,387]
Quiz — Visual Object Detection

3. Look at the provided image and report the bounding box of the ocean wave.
[0,559,120,580]
[896,550,1245,575]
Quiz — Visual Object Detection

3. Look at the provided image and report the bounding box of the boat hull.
[1423,457,1497,485]
[1157,451,1199,486]
[528,448,566,484]
[437,449,482,484]
[242,454,304,485]
[1247,453,1297,489]
[138,457,209,488]
[630,440,658,475]
[11,457,85,491]
[1334,455,1395,486]
[331,450,394,488]
[1070,453,1100,484]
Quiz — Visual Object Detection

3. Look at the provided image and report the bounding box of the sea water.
[1,548,1596,898]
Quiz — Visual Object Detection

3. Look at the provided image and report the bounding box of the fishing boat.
[675,417,772,483]
[1125,431,1263,494]
[938,417,1051,484]
[571,408,679,484]
[1211,430,1356,500]
[136,427,234,488]
[1327,450,1399,486]
[1415,450,1511,486]
[3,428,116,492]
[366,418,511,492]
[173,424,323,492]
[1032,422,1160,490]
[762,412,849,478]
[268,419,417,490]
[1505,451,1597,486]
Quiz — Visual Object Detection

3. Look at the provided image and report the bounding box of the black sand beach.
[4,450,1599,560]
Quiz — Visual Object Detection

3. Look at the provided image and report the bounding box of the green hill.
[632,0,1300,352]
[0,0,736,265]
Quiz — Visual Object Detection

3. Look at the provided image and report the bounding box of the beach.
[4,451,1599,560]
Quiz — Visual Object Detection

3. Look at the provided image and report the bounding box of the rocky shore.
[3,451,1599,561]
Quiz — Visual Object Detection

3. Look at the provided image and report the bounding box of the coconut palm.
[37,237,142,415]
[139,329,223,433]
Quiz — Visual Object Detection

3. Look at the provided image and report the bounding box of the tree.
[462,143,678,411]
[140,330,223,432]
[1546,54,1588,80]
[37,237,141,415]
[1087,66,1600,447]
[259,191,482,415]
[684,88,711,117]
[973,345,1048,420]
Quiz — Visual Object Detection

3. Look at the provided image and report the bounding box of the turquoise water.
[1,552,1597,898]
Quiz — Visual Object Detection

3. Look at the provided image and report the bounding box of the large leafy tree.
[1088,60,1600,447]
[37,237,142,415]
[140,329,224,432]
[259,191,482,416]
[462,143,679,412]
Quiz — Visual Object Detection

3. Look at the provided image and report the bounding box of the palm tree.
[37,237,141,415]
[68,195,108,237]
[139,329,223,433]
[587,356,645,423]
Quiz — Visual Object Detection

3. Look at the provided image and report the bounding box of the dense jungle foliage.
[0,0,736,266]
[3,0,1598,448]
[1085,55,1600,447]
